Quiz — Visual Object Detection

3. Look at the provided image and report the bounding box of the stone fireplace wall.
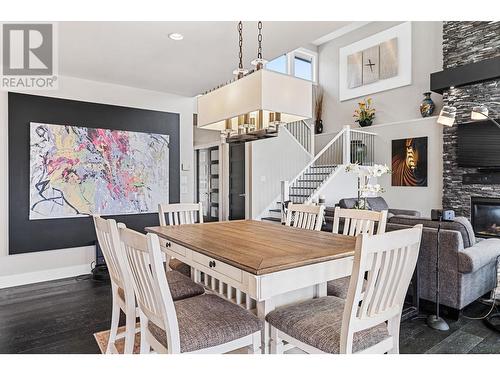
[442,21,500,217]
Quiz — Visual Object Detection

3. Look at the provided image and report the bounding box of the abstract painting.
[29,122,169,219]
[391,137,428,187]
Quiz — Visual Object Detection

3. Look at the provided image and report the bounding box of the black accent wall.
[8,93,180,254]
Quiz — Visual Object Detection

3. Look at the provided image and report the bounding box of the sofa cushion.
[339,197,389,211]
[266,296,389,354]
[458,238,500,273]
[388,216,476,248]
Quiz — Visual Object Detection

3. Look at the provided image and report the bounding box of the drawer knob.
[209,260,216,268]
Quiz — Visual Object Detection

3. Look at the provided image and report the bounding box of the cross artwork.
[365,59,376,72]
[347,37,398,89]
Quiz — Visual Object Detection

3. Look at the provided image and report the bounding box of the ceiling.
[59,21,351,97]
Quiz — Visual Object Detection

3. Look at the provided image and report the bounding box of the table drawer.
[160,239,186,257]
[192,252,242,283]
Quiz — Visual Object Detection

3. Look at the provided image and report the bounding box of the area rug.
[94,325,141,354]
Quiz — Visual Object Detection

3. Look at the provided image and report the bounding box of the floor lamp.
[437,101,500,331]
[426,216,449,331]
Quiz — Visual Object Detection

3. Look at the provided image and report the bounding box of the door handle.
[239,193,246,197]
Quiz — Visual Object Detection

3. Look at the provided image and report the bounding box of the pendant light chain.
[257,21,263,60]
[238,21,243,70]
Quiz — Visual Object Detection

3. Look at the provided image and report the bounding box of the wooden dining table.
[146,219,357,353]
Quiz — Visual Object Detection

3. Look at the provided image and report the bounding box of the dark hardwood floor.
[0,276,499,354]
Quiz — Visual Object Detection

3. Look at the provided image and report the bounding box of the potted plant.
[353,97,375,127]
[345,163,390,209]
[314,86,324,134]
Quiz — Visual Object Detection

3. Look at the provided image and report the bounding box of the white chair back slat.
[119,226,182,353]
[158,203,204,226]
[285,203,325,232]
[340,225,423,353]
[332,207,388,236]
[93,216,124,288]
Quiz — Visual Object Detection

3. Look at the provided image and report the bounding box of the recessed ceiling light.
[168,33,184,41]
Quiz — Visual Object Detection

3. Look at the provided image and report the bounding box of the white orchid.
[345,163,360,173]
[369,164,391,177]
[346,163,390,207]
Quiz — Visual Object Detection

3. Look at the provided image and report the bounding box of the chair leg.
[247,332,261,354]
[123,303,137,354]
[270,326,284,354]
[107,293,121,354]
[387,314,401,354]
[139,311,151,354]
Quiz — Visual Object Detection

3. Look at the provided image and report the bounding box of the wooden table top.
[146,220,356,275]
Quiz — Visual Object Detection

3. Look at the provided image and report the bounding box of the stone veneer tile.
[441,22,500,217]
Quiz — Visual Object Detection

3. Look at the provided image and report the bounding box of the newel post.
[280,180,289,223]
[342,125,351,165]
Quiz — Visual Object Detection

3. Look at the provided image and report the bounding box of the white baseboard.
[0,264,92,289]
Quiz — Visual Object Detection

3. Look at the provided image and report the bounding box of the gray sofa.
[338,197,421,218]
[387,216,500,313]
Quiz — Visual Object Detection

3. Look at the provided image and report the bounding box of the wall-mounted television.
[457,120,500,168]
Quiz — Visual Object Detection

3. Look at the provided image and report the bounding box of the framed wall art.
[339,22,412,101]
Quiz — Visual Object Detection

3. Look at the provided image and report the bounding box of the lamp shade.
[197,69,312,131]
[471,105,489,121]
[437,106,457,127]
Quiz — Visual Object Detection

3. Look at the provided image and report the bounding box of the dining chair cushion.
[169,258,191,277]
[327,277,351,299]
[327,277,367,299]
[148,294,263,353]
[118,270,204,302]
[266,296,389,354]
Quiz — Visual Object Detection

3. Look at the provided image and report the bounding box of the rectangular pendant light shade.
[197,69,313,131]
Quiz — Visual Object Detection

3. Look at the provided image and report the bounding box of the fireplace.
[471,197,500,238]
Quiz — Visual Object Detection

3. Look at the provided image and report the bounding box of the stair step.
[289,194,310,197]
[304,172,331,176]
[297,179,324,183]
[269,208,281,213]
[290,186,316,190]
[261,217,282,223]
[310,165,336,169]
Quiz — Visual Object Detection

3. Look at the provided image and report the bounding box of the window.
[294,56,313,81]
[266,54,287,74]
[265,48,317,83]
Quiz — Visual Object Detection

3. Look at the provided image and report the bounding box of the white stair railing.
[284,120,313,154]
[280,126,376,217]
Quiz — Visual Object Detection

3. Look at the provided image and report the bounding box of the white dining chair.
[266,224,423,354]
[158,203,204,276]
[285,203,325,231]
[119,226,262,354]
[332,207,388,236]
[93,215,137,354]
[158,202,204,226]
[328,207,388,299]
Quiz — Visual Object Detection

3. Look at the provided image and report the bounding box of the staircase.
[261,125,376,226]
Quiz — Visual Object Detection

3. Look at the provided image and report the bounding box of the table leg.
[314,282,327,298]
[257,299,275,354]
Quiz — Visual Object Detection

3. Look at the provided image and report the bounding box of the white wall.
[0,76,196,288]
[318,21,443,133]
[250,129,311,218]
[313,168,359,208]
[373,117,443,217]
